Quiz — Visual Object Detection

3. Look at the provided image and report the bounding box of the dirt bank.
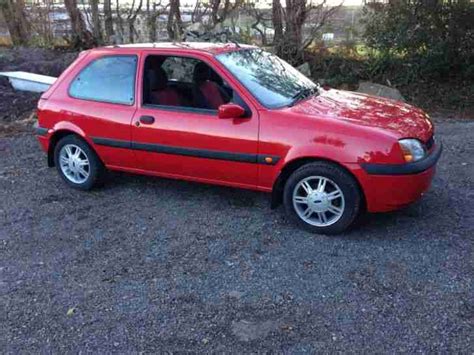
[0,47,77,123]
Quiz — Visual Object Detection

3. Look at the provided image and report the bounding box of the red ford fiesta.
[35,43,442,234]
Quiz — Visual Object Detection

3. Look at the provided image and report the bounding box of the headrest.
[193,62,222,85]
[193,62,210,83]
[153,67,168,91]
[147,56,164,68]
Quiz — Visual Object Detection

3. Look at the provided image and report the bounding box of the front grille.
[425,135,435,151]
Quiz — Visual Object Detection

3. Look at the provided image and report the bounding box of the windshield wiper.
[288,86,319,107]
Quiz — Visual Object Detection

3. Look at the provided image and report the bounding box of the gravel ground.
[1,119,473,353]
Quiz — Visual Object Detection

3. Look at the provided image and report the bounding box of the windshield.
[216,49,317,108]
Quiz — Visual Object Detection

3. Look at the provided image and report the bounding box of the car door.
[131,51,259,189]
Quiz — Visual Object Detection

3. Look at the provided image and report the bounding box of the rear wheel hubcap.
[59,144,90,184]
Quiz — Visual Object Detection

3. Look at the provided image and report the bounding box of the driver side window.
[142,55,236,111]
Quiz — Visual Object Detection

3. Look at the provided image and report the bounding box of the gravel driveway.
[1,119,473,353]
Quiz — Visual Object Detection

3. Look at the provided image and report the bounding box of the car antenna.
[174,41,191,48]
[228,39,241,48]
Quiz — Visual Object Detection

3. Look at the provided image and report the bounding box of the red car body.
[35,43,441,214]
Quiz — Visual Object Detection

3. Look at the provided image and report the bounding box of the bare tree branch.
[301,1,342,50]
[64,0,95,48]
[127,0,143,43]
[190,0,243,32]
[245,2,271,45]
[272,0,341,64]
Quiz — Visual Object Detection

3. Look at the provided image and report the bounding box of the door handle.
[139,115,155,125]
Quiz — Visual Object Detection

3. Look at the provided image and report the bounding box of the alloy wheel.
[59,144,90,184]
[292,176,345,227]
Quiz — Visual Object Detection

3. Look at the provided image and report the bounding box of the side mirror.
[218,103,246,119]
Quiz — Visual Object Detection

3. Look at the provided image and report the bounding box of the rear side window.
[69,55,137,105]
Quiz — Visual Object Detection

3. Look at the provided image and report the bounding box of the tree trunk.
[90,0,102,44]
[272,0,284,55]
[281,0,307,65]
[128,21,135,43]
[0,0,30,45]
[251,22,267,46]
[167,0,182,40]
[207,0,242,31]
[115,0,125,43]
[147,1,160,42]
[127,0,143,43]
[103,0,114,42]
[64,0,94,48]
[248,8,268,46]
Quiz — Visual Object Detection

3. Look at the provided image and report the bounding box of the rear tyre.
[54,135,105,190]
[283,162,362,234]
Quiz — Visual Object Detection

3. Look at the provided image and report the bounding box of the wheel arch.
[271,156,366,210]
[47,129,97,167]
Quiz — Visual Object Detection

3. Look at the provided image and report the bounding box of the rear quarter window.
[69,55,137,105]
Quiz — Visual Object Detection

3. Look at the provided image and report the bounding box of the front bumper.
[356,142,442,212]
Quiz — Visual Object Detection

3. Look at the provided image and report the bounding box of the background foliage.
[362,0,473,81]
[0,0,472,114]
[308,0,473,113]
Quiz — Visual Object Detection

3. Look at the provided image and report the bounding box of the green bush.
[307,50,473,113]
[306,1,474,113]
[361,0,474,81]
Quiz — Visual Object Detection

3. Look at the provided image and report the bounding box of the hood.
[289,89,433,142]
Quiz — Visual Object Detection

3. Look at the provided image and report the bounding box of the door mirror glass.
[218,103,246,119]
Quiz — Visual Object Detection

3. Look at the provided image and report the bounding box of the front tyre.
[283,162,362,234]
[54,135,105,190]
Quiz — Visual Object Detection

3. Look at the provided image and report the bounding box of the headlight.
[399,139,426,162]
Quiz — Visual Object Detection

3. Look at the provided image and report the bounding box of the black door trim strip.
[92,137,131,149]
[91,136,280,165]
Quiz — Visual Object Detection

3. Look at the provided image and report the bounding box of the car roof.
[100,42,256,55]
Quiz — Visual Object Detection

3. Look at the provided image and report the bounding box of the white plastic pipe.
[0,71,57,93]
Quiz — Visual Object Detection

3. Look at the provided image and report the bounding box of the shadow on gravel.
[91,169,433,239]
[103,171,266,209]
